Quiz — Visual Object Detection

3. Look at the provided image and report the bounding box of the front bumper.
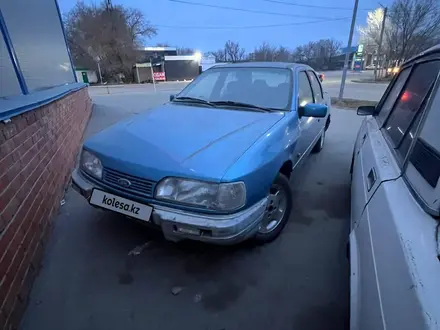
[72,169,267,245]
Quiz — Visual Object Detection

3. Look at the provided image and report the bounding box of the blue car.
[72,62,331,244]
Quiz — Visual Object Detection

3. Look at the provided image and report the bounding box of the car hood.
[84,103,284,182]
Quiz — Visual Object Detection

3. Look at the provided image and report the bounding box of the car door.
[350,59,440,330]
[295,70,316,164]
[307,70,327,137]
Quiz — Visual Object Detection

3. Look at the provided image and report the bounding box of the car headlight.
[81,150,103,179]
[155,177,246,211]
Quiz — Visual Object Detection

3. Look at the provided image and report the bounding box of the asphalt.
[321,70,388,101]
[20,87,364,330]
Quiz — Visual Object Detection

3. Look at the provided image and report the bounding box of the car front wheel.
[254,173,292,244]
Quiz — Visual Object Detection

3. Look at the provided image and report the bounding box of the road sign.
[153,72,166,81]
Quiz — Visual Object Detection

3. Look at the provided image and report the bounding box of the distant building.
[136,46,178,63]
[134,52,203,83]
[75,68,98,84]
[201,54,216,71]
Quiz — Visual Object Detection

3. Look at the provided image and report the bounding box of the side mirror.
[357,105,376,116]
[318,73,324,82]
[299,103,328,118]
[169,94,175,101]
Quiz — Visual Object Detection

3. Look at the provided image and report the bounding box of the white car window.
[384,61,440,148]
[376,68,410,126]
[404,74,440,215]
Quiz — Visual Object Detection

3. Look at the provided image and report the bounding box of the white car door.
[350,59,440,330]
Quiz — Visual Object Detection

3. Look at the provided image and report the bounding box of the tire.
[254,173,293,244]
[312,129,325,153]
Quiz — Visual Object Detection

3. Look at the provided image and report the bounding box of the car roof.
[212,62,311,70]
[403,44,440,66]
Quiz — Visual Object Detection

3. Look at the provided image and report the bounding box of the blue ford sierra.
[72,62,331,244]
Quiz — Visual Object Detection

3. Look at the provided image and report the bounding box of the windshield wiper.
[173,96,215,107]
[210,100,278,112]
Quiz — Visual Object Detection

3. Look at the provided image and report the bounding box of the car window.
[178,67,292,110]
[413,82,440,188]
[403,80,440,216]
[182,71,221,100]
[384,61,440,147]
[307,71,324,103]
[376,68,410,126]
[298,71,314,107]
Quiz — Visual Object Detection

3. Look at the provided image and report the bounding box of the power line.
[167,0,346,19]
[155,17,350,30]
[263,0,373,11]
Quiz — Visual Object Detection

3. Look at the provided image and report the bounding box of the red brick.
[0,228,23,272]
[5,162,20,183]
[0,310,6,329]
[17,262,35,303]
[1,198,20,225]
[12,117,27,133]
[0,131,6,146]
[11,131,26,149]
[20,145,37,166]
[1,124,17,140]
[31,242,44,269]
[5,293,26,329]
[0,154,14,178]
[26,122,39,138]
[0,213,8,234]
[0,88,91,330]
[0,254,24,316]
[0,140,15,160]
[24,112,36,126]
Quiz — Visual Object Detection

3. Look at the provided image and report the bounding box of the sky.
[59,0,394,53]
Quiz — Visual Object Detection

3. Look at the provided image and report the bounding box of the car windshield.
[175,67,292,110]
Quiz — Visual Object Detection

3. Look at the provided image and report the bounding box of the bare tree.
[275,46,291,62]
[359,0,440,64]
[253,42,278,61]
[65,1,157,82]
[177,47,195,55]
[210,49,226,62]
[210,41,245,62]
[225,40,246,62]
[290,39,341,69]
[124,7,157,46]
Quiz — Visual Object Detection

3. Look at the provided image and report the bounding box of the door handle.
[367,168,377,191]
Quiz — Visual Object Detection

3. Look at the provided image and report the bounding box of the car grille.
[102,168,155,197]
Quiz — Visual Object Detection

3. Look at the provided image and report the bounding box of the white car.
[350,45,440,329]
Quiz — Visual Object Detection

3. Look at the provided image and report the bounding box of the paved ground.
[321,70,388,101]
[20,86,364,330]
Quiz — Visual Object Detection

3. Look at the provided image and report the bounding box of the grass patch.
[331,97,377,110]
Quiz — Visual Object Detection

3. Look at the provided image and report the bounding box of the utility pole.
[338,0,359,100]
[150,58,156,92]
[374,6,388,80]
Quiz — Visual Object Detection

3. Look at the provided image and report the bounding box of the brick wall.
[0,88,92,329]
